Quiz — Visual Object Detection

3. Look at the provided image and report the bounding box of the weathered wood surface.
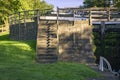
[58,7,120,22]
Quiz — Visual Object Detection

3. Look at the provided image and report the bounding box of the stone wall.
[10,19,95,64]
[58,20,94,63]
[10,22,37,40]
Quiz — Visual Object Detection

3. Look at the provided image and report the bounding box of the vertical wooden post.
[34,10,39,31]
[57,7,59,55]
[36,10,40,25]
[107,8,110,21]
[11,15,14,25]
[24,11,26,27]
[101,21,105,39]
[89,9,92,25]
[57,7,59,27]
[9,16,12,25]
[8,16,11,25]
[73,10,76,46]
[8,16,10,31]
[24,11,27,40]
[100,21,105,56]
[18,12,21,27]
[14,14,16,24]
[36,10,40,41]
[18,12,21,40]
[73,10,75,25]
[2,25,3,32]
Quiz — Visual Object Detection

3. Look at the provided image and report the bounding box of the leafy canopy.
[83,0,113,8]
[0,0,53,25]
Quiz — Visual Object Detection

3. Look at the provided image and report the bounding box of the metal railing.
[99,56,119,76]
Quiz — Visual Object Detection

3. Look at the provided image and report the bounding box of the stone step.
[37,44,57,47]
[36,54,58,63]
[37,38,57,40]
[37,54,57,59]
[37,49,57,54]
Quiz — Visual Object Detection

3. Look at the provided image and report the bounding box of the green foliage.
[93,31,120,65]
[114,0,120,8]
[83,0,120,8]
[83,0,111,8]
[0,0,53,25]
[0,32,100,80]
[0,0,21,25]
[83,0,97,7]
[32,0,53,10]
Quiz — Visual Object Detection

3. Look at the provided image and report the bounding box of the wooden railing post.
[37,10,40,25]
[24,11,27,40]
[24,11,26,27]
[73,10,75,25]
[57,7,59,55]
[34,10,40,27]
[107,8,110,21]
[18,12,21,40]
[18,12,21,27]
[73,10,75,45]
[57,7,59,27]
[10,15,14,25]
[89,9,92,25]
[14,14,16,24]
[2,25,3,32]
[101,21,105,39]
[8,16,11,26]
[100,21,105,56]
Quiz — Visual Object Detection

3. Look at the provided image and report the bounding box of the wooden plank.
[89,10,92,25]
[107,8,110,21]
[24,11,26,27]
[100,21,105,39]
[57,7,59,55]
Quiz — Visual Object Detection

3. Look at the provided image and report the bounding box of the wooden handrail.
[0,24,7,33]
[8,7,120,27]
[59,7,117,11]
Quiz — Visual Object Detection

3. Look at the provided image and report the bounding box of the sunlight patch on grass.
[0,31,9,36]
[0,41,32,51]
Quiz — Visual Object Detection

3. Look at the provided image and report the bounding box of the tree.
[114,0,120,8]
[0,0,21,25]
[0,0,53,25]
[83,0,97,8]
[83,0,112,8]
[32,0,53,10]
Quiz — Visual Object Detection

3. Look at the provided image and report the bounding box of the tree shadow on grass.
[0,33,36,51]
[22,40,36,51]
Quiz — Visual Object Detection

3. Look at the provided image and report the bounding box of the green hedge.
[93,32,120,71]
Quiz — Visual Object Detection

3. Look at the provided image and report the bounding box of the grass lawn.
[0,32,100,80]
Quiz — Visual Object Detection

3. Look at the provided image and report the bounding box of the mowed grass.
[0,32,100,80]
